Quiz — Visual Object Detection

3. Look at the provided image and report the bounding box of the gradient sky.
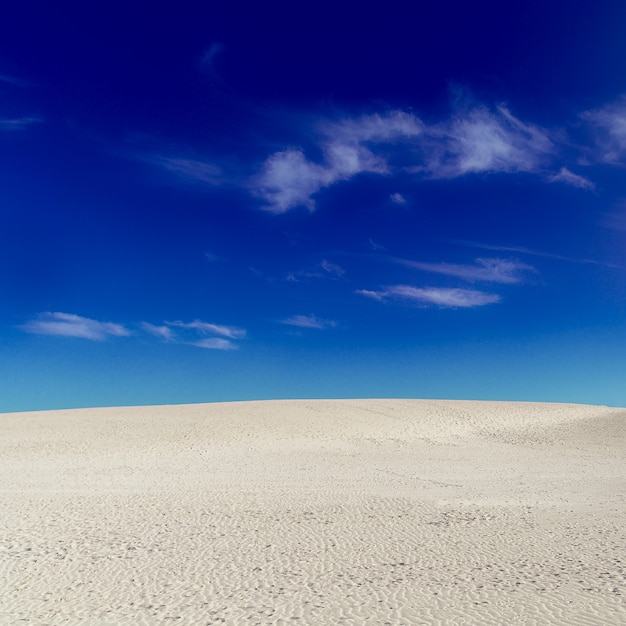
[2,1,626,411]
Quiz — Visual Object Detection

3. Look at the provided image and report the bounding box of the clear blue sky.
[2,1,626,411]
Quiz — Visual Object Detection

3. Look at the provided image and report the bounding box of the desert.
[1,399,625,625]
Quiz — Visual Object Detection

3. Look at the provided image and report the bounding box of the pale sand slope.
[1,400,625,625]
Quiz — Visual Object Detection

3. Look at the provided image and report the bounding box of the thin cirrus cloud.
[285,259,346,282]
[20,312,130,340]
[455,240,621,268]
[141,322,175,341]
[167,320,246,340]
[357,286,501,308]
[192,337,237,350]
[150,155,222,185]
[253,110,421,213]
[0,72,25,85]
[581,96,626,164]
[420,104,554,178]
[393,257,535,284]
[20,313,245,350]
[253,104,562,213]
[160,320,246,351]
[0,116,43,131]
[390,192,407,204]
[282,314,337,329]
[548,167,595,190]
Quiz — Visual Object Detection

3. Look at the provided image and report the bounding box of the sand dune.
[1,399,625,625]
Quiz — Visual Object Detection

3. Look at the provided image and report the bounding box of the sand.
[1,399,625,625]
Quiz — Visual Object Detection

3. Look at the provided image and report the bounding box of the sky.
[1,1,626,411]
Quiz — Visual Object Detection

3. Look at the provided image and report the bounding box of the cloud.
[581,96,626,164]
[0,73,30,87]
[421,105,554,178]
[253,145,387,213]
[548,167,595,190]
[282,314,337,329]
[357,285,500,308]
[283,259,346,282]
[200,42,224,74]
[0,116,43,131]
[369,238,386,251]
[602,200,626,232]
[21,312,130,340]
[192,337,238,350]
[320,259,345,277]
[168,320,246,339]
[141,322,175,340]
[151,155,222,185]
[322,110,424,143]
[394,257,535,284]
[253,111,421,212]
[455,240,619,267]
[253,103,556,212]
[253,149,334,212]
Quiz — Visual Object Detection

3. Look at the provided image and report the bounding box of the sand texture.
[1,399,625,625]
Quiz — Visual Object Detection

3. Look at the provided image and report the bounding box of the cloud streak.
[581,96,626,164]
[21,312,130,340]
[192,337,237,350]
[168,320,246,339]
[357,285,500,308]
[421,105,554,178]
[253,110,421,212]
[253,103,557,212]
[455,240,619,267]
[141,322,175,340]
[20,313,245,350]
[282,314,337,329]
[0,73,30,87]
[548,167,595,190]
[394,257,535,284]
[150,155,222,185]
[0,116,43,131]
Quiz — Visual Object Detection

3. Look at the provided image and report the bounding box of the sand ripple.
[1,400,625,625]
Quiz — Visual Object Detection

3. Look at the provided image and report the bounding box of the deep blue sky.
[2,1,626,411]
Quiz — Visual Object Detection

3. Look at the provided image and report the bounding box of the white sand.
[1,399,625,625]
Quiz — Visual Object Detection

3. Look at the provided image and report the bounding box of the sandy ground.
[1,399,625,625]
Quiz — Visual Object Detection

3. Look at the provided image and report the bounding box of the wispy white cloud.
[192,337,238,350]
[357,285,500,308]
[200,42,224,74]
[168,320,246,339]
[254,149,334,212]
[320,259,346,277]
[394,257,535,284]
[602,200,626,232]
[548,167,595,190]
[21,312,130,340]
[0,116,43,131]
[141,322,175,340]
[456,240,619,267]
[581,96,626,164]
[253,144,386,213]
[253,103,557,212]
[282,314,337,329]
[321,110,424,143]
[151,155,222,185]
[253,111,422,212]
[0,73,30,87]
[284,259,346,282]
[421,105,554,178]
